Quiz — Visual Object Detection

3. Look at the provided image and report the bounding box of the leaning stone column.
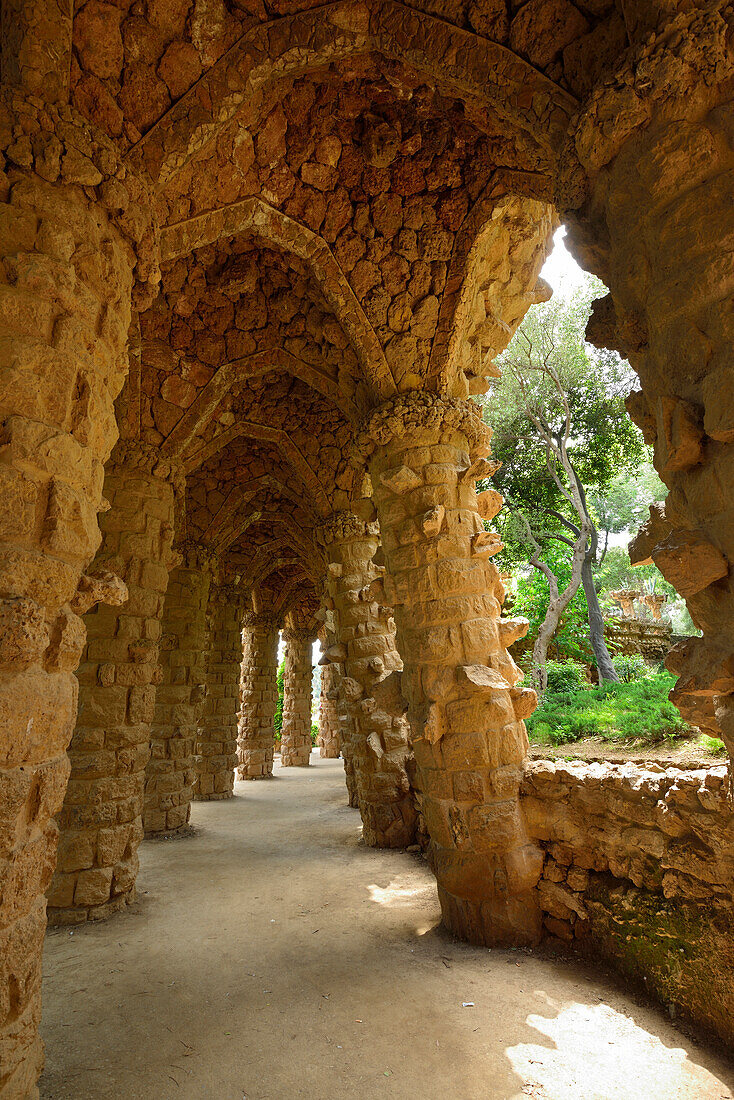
[194,583,247,801]
[48,446,179,924]
[360,393,541,945]
[237,613,279,779]
[0,89,157,1097]
[318,665,340,758]
[317,511,417,847]
[561,9,734,749]
[280,629,314,767]
[144,543,215,835]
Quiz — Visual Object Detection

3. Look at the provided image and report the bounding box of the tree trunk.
[532,632,550,693]
[581,556,620,683]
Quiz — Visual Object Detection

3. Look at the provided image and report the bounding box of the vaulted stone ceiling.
[88,0,582,605]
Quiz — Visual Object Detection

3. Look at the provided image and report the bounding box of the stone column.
[361,393,541,945]
[561,11,734,749]
[280,629,314,767]
[48,448,179,924]
[144,543,215,835]
[194,583,246,801]
[318,665,340,758]
[317,512,417,848]
[237,613,279,779]
[0,92,156,1098]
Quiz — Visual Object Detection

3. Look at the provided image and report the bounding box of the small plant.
[311,722,320,746]
[612,652,648,683]
[526,671,692,747]
[545,659,586,694]
[698,735,728,757]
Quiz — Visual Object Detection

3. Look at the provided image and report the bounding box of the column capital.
[175,538,219,573]
[109,439,185,489]
[243,611,279,631]
[356,393,490,462]
[208,582,250,610]
[0,85,161,306]
[313,510,379,548]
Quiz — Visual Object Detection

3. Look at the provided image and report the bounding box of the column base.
[48,888,136,928]
[193,790,234,801]
[361,796,417,848]
[437,884,542,948]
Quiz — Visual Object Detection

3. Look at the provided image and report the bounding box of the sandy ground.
[41,755,734,1100]
[529,738,725,768]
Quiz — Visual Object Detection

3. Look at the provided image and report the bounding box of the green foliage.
[486,277,644,572]
[273,659,285,742]
[611,653,648,683]
[697,735,727,757]
[527,672,691,746]
[311,722,320,746]
[589,460,666,549]
[595,546,666,598]
[544,658,586,693]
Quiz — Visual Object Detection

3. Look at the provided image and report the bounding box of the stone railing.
[604,616,673,661]
[521,759,734,1045]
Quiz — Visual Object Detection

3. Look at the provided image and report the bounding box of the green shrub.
[612,652,648,683]
[545,659,586,694]
[311,722,319,746]
[526,671,691,747]
[273,660,285,743]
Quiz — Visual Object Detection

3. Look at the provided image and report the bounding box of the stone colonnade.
[48,449,178,924]
[237,613,280,780]
[143,544,214,836]
[318,511,417,847]
[362,394,540,944]
[194,583,247,801]
[318,664,340,758]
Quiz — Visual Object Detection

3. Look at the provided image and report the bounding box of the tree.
[484,278,644,690]
[588,459,666,568]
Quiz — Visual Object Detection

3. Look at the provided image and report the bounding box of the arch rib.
[183,421,331,517]
[160,198,393,400]
[126,1,577,189]
[161,349,354,461]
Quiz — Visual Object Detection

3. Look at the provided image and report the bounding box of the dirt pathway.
[41,756,734,1100]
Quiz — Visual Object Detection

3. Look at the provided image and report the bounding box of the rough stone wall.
[237,614,279,780]
[318,664,340,759]
[363,393,541,945]
[144,545,213,834]
[280,629,314,768]
[317,510,417,847]
[604,617,672,662]
[48,453,177,925]
[194,583,244,801]
[561,5,734,747]
[521,759,734,1045]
